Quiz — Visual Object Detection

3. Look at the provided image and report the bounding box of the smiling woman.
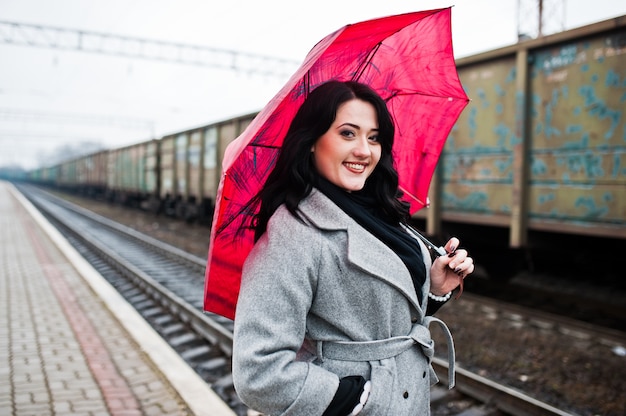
[231,80,474,416]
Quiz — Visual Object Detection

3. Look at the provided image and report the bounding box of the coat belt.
[316,316,455,389]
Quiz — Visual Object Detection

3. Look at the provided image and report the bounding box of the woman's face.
[311,99,381,192]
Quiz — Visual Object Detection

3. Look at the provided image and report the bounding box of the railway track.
[17,184,590,416]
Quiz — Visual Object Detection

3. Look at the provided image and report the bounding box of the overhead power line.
[0,131,102,141]
[0,108,155,131]
[0,20,301,77]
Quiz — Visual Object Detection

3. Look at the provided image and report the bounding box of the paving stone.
[2,182,197,415]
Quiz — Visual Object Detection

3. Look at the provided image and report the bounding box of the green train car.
[107,140,159,208]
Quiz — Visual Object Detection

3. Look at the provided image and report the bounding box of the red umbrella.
[204,7,469,319]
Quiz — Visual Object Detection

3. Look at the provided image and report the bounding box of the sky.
[1,0,625,169]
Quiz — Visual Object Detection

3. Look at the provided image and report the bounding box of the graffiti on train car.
[439,27,626,232]
[530,31,626,227]
[443,56,518,219]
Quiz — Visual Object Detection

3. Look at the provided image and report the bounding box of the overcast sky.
[1,0,624,169]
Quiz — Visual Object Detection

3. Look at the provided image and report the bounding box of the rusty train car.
[156,113,255,222]
[27,15,625,278]
[415,14,626,278]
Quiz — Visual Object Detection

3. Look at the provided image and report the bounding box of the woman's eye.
[368,135,380,142]
[340,130,355,138]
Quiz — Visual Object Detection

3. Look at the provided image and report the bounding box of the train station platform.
[0,181,235,416]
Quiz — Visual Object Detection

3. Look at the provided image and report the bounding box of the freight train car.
[25,113,257,223]
[158,113,256,223]
[52,150,108,197]
[106,139,159,209]
[27,164,59,187]
[416,15,626,279]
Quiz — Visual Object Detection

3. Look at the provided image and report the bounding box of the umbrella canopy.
[204,7,469,319]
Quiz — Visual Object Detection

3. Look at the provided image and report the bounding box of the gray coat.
[232,189,454,415]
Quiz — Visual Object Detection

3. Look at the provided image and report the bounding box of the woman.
[232,80,474,415]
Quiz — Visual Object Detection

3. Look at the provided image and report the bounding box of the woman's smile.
[344,161,368,173]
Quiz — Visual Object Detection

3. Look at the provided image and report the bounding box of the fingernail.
[450,245,457,253]
[454,267,462,274]
[448,251,457,258]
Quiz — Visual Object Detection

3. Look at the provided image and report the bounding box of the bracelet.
[349,380,371,415]
[428,291,452,302]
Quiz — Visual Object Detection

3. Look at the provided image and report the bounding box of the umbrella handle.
[400,224,447,257]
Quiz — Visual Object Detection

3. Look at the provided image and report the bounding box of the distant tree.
[38,140,106,167]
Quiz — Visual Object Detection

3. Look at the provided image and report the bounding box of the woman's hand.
[429,237,474,297]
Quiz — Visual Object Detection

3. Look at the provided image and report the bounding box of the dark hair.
[250,80,408,241]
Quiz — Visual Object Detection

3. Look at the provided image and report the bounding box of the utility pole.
[517,0,566,40]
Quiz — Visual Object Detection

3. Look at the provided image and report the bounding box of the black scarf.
[315,178,426,300]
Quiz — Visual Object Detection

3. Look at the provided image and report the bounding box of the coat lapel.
[299,189,422,311]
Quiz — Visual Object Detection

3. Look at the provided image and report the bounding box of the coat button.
[403,391,409,399]
[411,316,418,323]
[423,371,427,378]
